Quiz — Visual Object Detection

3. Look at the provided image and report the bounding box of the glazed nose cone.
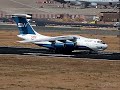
[103,44,108,50]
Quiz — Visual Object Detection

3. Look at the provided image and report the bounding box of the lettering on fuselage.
[31,36,36,40]
[17,23,29,27]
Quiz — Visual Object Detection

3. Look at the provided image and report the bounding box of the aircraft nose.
[103,44,108,50]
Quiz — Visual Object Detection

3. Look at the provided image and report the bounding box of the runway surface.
[0,47,119,60]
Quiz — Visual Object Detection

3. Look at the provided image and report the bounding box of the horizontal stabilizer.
[12,14,31,18]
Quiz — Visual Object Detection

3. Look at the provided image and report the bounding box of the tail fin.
[12,16,38,35]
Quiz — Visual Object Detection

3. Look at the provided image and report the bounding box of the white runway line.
[23,53,74,57]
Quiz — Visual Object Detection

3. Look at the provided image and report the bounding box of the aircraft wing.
[18,35,78,43]
[46,36,77,42]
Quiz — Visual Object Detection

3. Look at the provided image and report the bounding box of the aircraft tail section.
[12,16,38,35]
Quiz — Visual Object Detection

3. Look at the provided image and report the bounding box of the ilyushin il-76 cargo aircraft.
[12,15,108,54]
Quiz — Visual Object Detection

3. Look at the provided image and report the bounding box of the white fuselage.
[18,34,108,52]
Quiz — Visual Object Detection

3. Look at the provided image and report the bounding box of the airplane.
[54,0,119,8]
[12,15,108,54]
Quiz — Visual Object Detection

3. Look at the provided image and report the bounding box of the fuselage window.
[97,41,105,44]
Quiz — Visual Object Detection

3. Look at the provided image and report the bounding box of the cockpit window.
[97,41,105,44]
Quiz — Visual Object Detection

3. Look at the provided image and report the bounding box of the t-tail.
[12,15,39,35]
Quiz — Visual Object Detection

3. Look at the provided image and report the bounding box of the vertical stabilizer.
[12,16,38,35]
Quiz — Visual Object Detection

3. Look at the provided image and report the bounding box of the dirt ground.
[0,55,120,90]
[0,30,120,90]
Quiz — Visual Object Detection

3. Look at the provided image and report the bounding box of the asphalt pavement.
[0,25,119,36]
[0,47,119,60]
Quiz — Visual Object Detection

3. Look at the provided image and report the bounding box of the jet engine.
[53,43,65,48]
[53,42,75,49]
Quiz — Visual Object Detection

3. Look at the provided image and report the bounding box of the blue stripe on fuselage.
[36,44,53,49]
[36,44,91,50]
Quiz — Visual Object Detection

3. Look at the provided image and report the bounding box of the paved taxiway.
[0,47,119,60]
[0,25,119,36]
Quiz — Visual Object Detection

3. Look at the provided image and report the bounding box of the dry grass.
[0,55,120,90]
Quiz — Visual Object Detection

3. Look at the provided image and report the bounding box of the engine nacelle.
[53,43,64,49]
[52,42,76,49]
[50,42,76,53]
[64,42,75,49]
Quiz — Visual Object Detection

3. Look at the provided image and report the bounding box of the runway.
[0,47,119,60]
